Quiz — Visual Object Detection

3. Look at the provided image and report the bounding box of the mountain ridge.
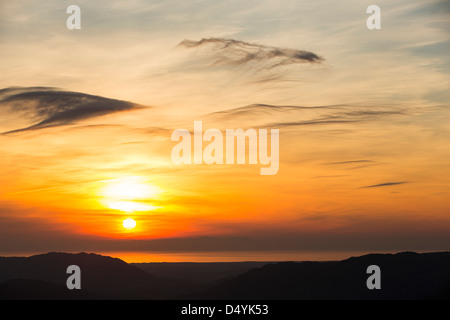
[1,251,450,299]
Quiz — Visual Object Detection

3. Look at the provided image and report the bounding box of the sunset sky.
[0,0,449,262]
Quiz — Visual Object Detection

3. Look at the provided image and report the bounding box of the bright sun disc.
[122,218,136,230]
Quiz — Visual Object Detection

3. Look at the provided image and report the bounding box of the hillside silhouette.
[0,278,116,300]
[1,251,450,299]
[0,252,167,299]
[0,252,254,299]
[190,252,450,300]
[131,261,268,286]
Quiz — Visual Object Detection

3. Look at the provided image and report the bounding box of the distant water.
[0,250,406,263]
[96,250,399,263]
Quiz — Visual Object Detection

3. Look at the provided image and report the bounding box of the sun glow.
[106,201,157,213]
[102,177,159,200]
[100,177,161,212]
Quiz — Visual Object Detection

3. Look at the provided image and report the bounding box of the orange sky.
[0,0,449,260]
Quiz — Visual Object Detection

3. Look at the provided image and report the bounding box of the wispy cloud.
[178,38,323,66]
[206,103,408,129]
[176,38,324,84]
[360,182,410,189]
[326,160,374,165]
[0,87,145,134]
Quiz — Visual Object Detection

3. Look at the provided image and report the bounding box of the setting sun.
[123,218,137,230]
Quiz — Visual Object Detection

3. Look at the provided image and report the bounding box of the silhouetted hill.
[190,252,450,300]
[0,252,161,298]
[2,251,450,299]
[132,262,269,286]
[0,278,116,300]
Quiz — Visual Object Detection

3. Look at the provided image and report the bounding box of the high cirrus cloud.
[178,38,323,65]
[177,38,324,82]
[360,181,410,189]
[205,103,408,129]
[0,87,145,134]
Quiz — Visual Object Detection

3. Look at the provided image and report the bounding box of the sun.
[122,218,136,230]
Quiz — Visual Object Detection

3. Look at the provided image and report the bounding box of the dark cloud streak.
[0,87,145,134]
[177,38,324,84]
[360,182,410,189]
[178,38,323,66]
